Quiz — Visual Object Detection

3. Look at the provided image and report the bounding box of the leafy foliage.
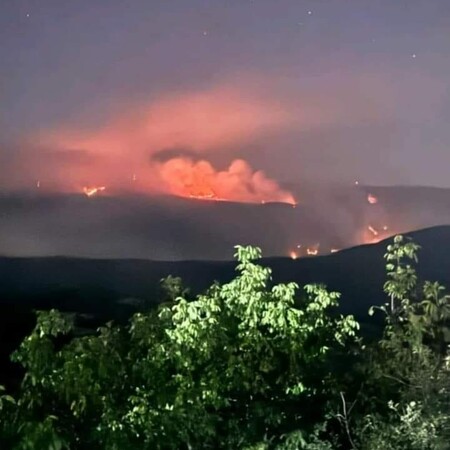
[357,235,450,449]
[0,245,359,449]
[1,237,449,449]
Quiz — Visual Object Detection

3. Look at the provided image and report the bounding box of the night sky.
[1,0,450,194]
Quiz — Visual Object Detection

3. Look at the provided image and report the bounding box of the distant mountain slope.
[1,225,450,318]
[1,184,450,260]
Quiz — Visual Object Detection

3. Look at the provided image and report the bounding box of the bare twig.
[337,391,358,450]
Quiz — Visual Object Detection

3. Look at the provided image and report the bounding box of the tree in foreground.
[0,245,359,449]
[355,236,450,449]
[1,237,449,449]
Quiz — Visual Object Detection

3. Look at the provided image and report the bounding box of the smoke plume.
[157,157,296,204]
[6,83,297,203]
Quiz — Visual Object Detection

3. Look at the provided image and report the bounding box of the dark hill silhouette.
[1,225,450,317]
[0,226,450,313]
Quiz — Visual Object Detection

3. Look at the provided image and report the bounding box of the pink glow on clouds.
[26,84,297,202]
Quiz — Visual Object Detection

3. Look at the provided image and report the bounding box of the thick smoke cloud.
[0,73,403,198]
[6,83,296,203]
[157,157,295,204]
[2,69,448,205]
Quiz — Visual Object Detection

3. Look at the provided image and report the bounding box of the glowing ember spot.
[330,248,340,253]
[189,193,219,201]
[187,183,219,201]
[362,224,387,244]
[383,225,389,231]
[367,193,378,204]
[354,180,359,186]
[83,186,106,197]
[290,251,298,260]
[36,180,40,188]
[368,225,379,237]
[306,246,319,256]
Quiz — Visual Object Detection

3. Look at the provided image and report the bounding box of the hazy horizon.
[2,0,450,197]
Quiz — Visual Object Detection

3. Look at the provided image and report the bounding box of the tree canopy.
[0,238,449,449]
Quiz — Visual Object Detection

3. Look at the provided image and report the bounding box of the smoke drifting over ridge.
[1,185,450,260]
[2,83,299,203]
[1,72,407,200]
[3,62,448,197]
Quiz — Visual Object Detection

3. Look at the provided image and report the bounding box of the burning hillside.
[35,157,296,205]
[8,84,300,204]
[83,186,106,197]
[157,157,296,204]
[1,184,450,260]
[283,185,395,258]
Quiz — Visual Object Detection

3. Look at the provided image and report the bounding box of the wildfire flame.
[367,193,378,204]
[158,157,296,205]
[289,244,320,258]
[365,224,388,244]
[190,192,219,201]
[306,247,319,256]
[187,182,219,201]
[363,222,392,245]
[83,186,106,197]
[368,225,379,237]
